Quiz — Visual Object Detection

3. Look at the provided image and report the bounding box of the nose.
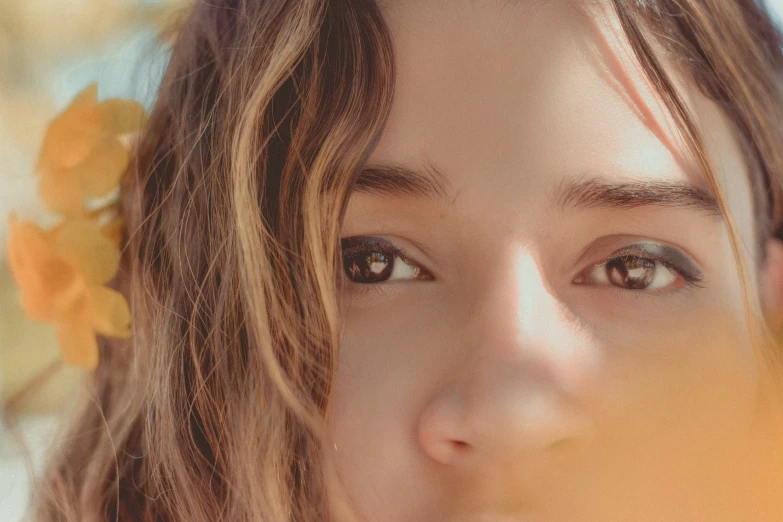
[417,244,596,469]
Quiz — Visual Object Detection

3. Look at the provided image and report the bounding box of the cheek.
[580,289,761,492]
[595,311,758,443]
[325,302,445,521]
[554,290,762,518]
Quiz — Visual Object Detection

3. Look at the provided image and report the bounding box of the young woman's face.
[325,1,778,520]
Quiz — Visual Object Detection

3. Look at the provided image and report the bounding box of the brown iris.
[344,251,394,284]
[606,256,656,290]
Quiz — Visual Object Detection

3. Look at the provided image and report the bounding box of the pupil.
[344,251,393,283]
[606,256,655,289]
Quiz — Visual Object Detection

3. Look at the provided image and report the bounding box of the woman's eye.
[574,243,703,292]
[579,255,679,291]
[341,237,432,285]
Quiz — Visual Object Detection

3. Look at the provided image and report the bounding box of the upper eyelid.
[571,233,704,271]
[341,235,433,273]
[601,243,702,276]
[580,241,690,265]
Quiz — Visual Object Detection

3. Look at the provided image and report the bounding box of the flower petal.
[88,286,131,338]
[22,260,85,322]
[71,83,99,108]
[38,167,85,215]
[7,214,47,273]
[37,89,102,171]
[77,137,129,198]
[7,215,85,321]
[54,219,121,285]
[100,216,125,247]
[56,297,99,370]
[98,98,147,135]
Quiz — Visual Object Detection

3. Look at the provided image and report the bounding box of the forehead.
[367,0,755,248]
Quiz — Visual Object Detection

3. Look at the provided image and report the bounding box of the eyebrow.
[352,162,720,216]
[555,177,720,215]
[352,162,452,201]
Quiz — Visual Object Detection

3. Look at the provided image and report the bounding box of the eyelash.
[340,237,704,295]
[585,246,705,290]
[657,257,703,286]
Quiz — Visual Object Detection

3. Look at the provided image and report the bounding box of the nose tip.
[417,375,593,468]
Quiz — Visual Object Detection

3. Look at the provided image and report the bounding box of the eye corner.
[571,270,589,285]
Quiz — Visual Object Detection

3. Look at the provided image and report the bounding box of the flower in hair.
[5,83,141,370]
[7,215,131,370]
[35,83,146,215]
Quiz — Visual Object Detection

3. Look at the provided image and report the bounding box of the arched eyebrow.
[554,177,720,216]
[353,161,452,202]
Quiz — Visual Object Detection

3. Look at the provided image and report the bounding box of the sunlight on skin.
[324,1,783,521]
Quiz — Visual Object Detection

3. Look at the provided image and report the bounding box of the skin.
[324,1,783,520]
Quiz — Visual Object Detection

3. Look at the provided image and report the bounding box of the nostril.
[418,388,471,465]
[427,439,471,465]
[546,437,576,452]
[420,438,471,465]
[451,440,471,451]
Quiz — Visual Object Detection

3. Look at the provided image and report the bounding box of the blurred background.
[2,1,783,521]
[0,1,184,520]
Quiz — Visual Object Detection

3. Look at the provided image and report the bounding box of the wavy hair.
[30,0,783,520]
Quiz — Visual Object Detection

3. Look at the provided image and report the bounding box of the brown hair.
[29,0,783,520]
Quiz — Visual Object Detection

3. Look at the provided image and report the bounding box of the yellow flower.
[35,83,146,215]
[6,213,131,370]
